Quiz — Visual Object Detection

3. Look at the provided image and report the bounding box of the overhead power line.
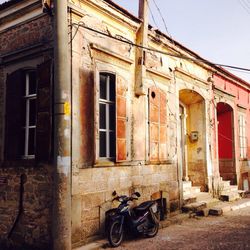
[151,0,172,40]
[70,22,250,73]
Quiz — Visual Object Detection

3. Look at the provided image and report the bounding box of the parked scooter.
[105,191,160,247]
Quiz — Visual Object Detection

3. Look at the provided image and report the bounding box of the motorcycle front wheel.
[108,219,124,247]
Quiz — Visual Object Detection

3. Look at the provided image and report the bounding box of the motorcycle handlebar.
[112,195,138,202]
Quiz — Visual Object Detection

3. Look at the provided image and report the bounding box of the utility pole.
[135,0,149,96]
[53,0,71,249]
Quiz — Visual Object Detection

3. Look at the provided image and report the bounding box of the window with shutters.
[5,60,52,163]
[148,86,167,162]
[99,73,116,159]
[97,72,127,162]
[239,113,247,159]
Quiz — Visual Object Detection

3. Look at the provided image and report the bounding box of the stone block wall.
[72,164,179,246]
[0,166,53,249]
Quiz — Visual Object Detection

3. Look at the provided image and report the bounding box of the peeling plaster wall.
[187,102,207,190]
[70,0,181,245]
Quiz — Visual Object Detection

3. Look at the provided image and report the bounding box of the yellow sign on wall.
[64,102,71,116]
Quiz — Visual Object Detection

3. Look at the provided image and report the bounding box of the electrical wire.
[70,22,250,74]
[146,0,159,28]
[151,0,172,40]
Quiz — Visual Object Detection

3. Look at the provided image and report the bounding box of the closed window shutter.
[159,90,167,160]
[116,75,127,162]
[5,70,25,160]
[149,86,160,161]
[35,60,52,162]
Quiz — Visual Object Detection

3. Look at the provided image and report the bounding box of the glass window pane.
[100,74,107,100]
[109,104,115,130]
[21,99,26,126]
[109,132,115,158]
[99,131,106,157]
[99,104,106,129]
[29,71,37,95]
[28,128,35,155]
[109,75,115,102]
[29,99,37,126]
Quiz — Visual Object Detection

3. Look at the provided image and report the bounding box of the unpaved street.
[104,206,250,250]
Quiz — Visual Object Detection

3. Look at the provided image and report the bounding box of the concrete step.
[222,185,238,192]
[209,198,250,216]
[182,201,207,213]
[238,190,246,197]
[183,186,201,196]
[183,195,197,205]
[221,180,231,187]
[183,181,192,189]
[196,192,220,208]
[220,191,241,202]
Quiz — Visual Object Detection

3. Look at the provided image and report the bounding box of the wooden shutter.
[35,60,52,162]
[5,70,25,160]
[149,86,160,161]
[149,87,167,161]
[159,90,167,160]
[116,75,127,162]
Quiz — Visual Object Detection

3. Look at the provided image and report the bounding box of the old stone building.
[0,0,54,249]
[0,0,249,249]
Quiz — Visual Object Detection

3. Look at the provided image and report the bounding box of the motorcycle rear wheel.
[108,220,124,247]
[145,221,159,238]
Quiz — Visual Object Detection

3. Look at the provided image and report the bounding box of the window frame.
[22,70,37,159]
[98,72,116,160]
[238,112,247,159]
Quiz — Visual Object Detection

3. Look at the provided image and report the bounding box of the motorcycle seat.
[134,200,155,211]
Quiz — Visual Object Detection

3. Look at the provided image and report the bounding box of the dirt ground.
[103,205,250,250]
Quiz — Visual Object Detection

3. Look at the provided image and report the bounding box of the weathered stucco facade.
[0,0,250,249]
[69,0,217,246]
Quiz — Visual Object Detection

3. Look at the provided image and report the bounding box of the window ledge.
[1,159,36,168]
[94,160,115,167]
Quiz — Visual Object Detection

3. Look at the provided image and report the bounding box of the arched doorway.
[179,89,207,191]
[216,102,236,185]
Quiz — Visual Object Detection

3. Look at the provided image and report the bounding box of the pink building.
[213,68,250,190]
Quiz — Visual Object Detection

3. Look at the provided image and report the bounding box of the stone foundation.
[72,163,179,246]
[0,166,53,249]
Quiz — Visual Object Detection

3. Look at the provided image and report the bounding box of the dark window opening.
[99,73,116,159]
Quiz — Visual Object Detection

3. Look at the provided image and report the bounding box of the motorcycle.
[105,191,160,247]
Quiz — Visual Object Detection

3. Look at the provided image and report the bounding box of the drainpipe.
[53,0,71,249]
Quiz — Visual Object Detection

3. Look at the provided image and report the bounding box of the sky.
[113,0,250,82]
[1,0,249,81]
